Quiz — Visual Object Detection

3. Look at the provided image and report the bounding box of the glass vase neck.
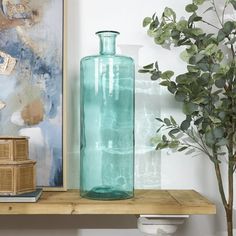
[96,31,120,55]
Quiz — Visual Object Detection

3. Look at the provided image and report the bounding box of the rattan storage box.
[0,137,29,161]
[0,160,36,195]
[0,136,36,195]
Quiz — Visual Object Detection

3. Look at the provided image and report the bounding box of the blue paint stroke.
[0,16,63,187]
[0,77,17,100]
[39,120,62,187]
[0,56,4,64]
[50,148,63,186]
[0,29,62,119]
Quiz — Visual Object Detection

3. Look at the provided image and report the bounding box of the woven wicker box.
[0,160,36,195]
[0,137,29,161]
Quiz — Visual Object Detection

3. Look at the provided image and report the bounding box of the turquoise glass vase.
[80,31,135,200]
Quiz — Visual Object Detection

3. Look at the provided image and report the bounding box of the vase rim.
[96,30,120,35]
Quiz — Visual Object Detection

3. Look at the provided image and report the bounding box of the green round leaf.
[189,53,205,64]
[176,20,188,31]
[161,70,174,80]
[188,28,204,36]
[193,0,205,5]
[185,4,198,12]
[215,50,224,62]
[213,127,224,138]
[217,29,226,42]
[176,74,195,84]
[171,29,180,40]
[143,17,152,27]
[187,65,200,73]
[175,91,187,102]
[168,82,177,94]
[197,73,210,86]
[186,45,198,55]
[197,62,210,72]
[180,50,191,62]
[223,21,235,34]
[154,35,166,45]
[204,44,218,56]
[205,132,215,147]
[183,102,198,115]
[159,81,170,86]
[164,118,171,126]
[215,78,225,88]
[169,128,180,136]
[180,120,191,130]
[164,7,176,21]
[151,71,161,80]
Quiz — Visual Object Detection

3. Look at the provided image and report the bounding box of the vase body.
[80,31,134,200]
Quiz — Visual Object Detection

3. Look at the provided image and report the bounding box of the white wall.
[1,0,235,236]
[67,0,231,235]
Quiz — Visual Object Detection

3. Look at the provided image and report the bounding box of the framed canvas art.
[0,0,66,190]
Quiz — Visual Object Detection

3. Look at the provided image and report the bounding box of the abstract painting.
[0,0,65,189]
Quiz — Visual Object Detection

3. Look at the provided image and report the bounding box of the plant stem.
[225,55,235,236]
[226,36,236,60]
[225,152,233,236]
[222,1,227,25]
[212,0,223,27]
[201,19,220,30]
[180,142,206,153]
[226,163,233,236]
[183,129,209,153]
[226,208,233,236]
[198,130,215,159]
[214,162,227,207]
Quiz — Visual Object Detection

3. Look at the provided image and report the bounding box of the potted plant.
[140,0,236,235]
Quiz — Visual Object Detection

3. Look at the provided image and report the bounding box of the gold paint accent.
[4,1,31,19]
[0,0,33,30]
[21,99,44,126]
[0,13,25,30]
[0,51,16,75]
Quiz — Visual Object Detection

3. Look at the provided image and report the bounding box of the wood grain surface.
[0,189,216,215]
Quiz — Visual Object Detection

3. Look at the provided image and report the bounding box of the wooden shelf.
[0,190,216,215]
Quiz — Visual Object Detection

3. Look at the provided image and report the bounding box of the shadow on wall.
[118,44,161,189]
[0,215,138,229]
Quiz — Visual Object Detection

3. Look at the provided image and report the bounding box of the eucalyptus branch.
[230,44,235,59]
[179,141,206,153]
[212,0,224,26]
[142,2,236,234]
[226,36,236,59]
[197,128,214,159]
[182,128,214,159]
[222,1,228,24]
[201,19,220,30]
